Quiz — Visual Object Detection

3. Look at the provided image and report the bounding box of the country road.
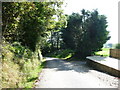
[35,57,119,88]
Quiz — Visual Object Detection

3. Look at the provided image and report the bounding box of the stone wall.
[87,59,120,77]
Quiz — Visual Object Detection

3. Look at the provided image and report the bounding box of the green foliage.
[62,13,82,50]
[2,2,33,42]
[46,49,74,59]
[2,2,65,52]
[25,61,45,88]
[2,1,65,88]
[115,43,120,49]
[62,9,110,58]
[2,41,44,88]
[95,48,110,56]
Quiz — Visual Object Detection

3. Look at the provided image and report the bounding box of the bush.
[115,43,120,49]
[62,10,110,59]
[1,41,43,88]
[46,49,74,59]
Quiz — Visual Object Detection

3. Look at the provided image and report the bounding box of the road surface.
[35,57,119,88]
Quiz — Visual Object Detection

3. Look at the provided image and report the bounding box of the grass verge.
[25,60,46,88]
[1,41,46,88]
[95,48,110,57]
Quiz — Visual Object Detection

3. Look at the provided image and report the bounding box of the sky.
[62,0,119,44]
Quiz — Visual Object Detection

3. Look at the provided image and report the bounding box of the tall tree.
[62,13,82,50]
[62,9,110,58]
[115,43,120,49]
[2,2,65,52]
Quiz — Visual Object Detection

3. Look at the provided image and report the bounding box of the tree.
[62,9,110,58]
[62,13,82,50]
[2,2,65,52]
[115,43,120,49]
[41,10,67,54]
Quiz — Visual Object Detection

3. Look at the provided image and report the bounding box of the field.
[95,48,110,57]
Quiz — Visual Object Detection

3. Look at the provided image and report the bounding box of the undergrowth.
[1,41,44,88]
[95,48,110,57]
[46,49,74,59]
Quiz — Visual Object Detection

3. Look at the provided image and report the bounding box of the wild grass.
[95,48,110,57]
[23,59,45,88]
[1,41,45,88]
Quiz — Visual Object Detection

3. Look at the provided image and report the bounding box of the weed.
[2,41,44,88]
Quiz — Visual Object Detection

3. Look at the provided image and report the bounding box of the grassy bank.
[24,60,45,88]
[95,48,110,57]
[1,41,45,88]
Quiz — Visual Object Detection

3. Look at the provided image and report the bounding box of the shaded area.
[43,58,91,73]
[35,57,118,88]
[27,77,38,82]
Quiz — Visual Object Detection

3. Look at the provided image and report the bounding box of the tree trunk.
[38,49,43,63]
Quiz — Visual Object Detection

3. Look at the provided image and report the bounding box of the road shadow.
[43,58,92,73]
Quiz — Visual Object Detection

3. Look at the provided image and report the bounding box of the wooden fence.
[110,49,120,59]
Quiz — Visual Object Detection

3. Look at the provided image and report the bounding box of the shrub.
[115,43,120,49]
[46,49,74,59]
[1,41,42,88]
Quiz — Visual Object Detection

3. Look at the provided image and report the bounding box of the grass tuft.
[95,48,110,57]
[2,41,45,88]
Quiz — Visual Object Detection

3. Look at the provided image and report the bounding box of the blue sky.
[62,0,119,44]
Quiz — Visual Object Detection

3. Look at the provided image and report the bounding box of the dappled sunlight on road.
[35,57,118,88]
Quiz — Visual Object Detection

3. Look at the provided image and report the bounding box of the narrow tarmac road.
[35,57,118,88]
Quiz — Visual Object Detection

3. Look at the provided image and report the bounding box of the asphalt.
[35,57,118,88]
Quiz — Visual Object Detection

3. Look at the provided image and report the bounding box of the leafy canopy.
[2,2,65,52]
[62,9,110,58]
